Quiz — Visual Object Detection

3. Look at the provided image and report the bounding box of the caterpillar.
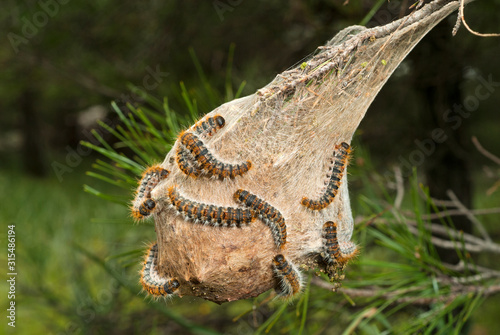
[135,198,156,219]
[136,166,170,200]
[192,114,226,136]
[338,240,359,264]
[322,221,358,265]
[234,189,287,249]
[179,131,252,179]
[131,165,170,220]
[140,243,180,298]
[176,115,227,177]
[176,146,202,178]
[301,142,351,210]
[272,254,303,299]
[168,186,255,227]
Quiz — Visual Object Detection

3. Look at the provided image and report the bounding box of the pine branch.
[312,277,500,305]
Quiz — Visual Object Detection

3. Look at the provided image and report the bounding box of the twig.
[406,224,500,253]
[442,261,500,284]
[446,189,491,242]
[444,260,500,275]
[312,277,428,300]
[410,220,486,245]
[459,0,500,37]
[452,273,500,284]
[416,187,453,207]
[413,220,483,244]
[414,187,495,243]
[472,136,500,165]
[403,207,500,220]
[418,187,500,217]
[427,197,456,207]
[406,225,472,251]
[358,206,500,245]
[393,166,404,209]
[311,277,500,305]
[452,12,462,36]
[362,217,500,254]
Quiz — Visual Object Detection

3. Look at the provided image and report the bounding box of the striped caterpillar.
[176,115,251,180]
[131,165,170,220]
[140,243,179,298]
[322,221,358,265]
[301,142,351,210]
[272,254,303,299]
[177,115,227,178]
[168,186,255,227]
[234,189,287,250]
[176,145,202,178]
[179,131,252,179]
[192,114,225,136]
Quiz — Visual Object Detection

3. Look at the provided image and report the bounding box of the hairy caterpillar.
[134,199,156,219]
[177,115,227,178]
[338,240,359,264]
[301,142,351,210]
[179,131,252,179]
[234,189,287,249]
[272,254,303,299]
[168,186,255,227]
[192,114,226,136]
[177,115,226,177]
[176,146,202,178]
[140,243,180,297]
[322,221,358,265]
[131,165,170,220]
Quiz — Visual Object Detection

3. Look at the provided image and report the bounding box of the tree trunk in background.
[20,87,47,177]
[411,21,472,265]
